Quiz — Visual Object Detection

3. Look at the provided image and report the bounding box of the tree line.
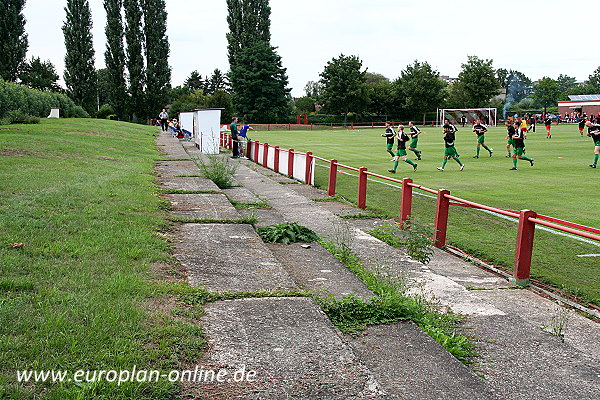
[3,0,600,124]
[296,55,600,123]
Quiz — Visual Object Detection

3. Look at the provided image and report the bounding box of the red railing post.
[262,143,269,167]
[274,146,280,173]
[288,149,295,177]
[305,151,313,184]
[253,141,260,163]
[400,178,413,229]
[328,159,338,196]
[357,167,367,210]
[513,209,537,286]
[433,189,450,247]
[228,135,233,150]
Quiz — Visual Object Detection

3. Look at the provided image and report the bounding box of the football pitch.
[249,123,600,305]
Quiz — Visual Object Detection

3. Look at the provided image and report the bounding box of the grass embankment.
[250,125,600,305]
[0,119,202,399]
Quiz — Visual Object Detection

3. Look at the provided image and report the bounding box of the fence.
[220,133,600,287]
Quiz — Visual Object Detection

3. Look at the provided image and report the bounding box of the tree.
[206,89,233,123]
[453,56,498,107]
[63,0,97,114]
[205,69,229,94]
[142,0,171,117]
[506,70,532,103]
[230,41,290,123]
[304,80,322,98]
[18,57,60,91]
[124,0,145,120]
[395,60,446,120]
[319,54,368,124]
[0,0,28,81]
[103,0,127,119]
[184,71,204,91]
[366,80,393,117]
[556,74,577,100]
[293,96,315,114]
[226,0,271,66]
[533,77,560,114]
[169,89,206,116]
[96,68,111,107]
[587,66,600,93]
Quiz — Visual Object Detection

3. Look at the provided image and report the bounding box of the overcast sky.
[24,0,600,97]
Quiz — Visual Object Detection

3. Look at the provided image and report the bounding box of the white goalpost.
[437,108,497,127]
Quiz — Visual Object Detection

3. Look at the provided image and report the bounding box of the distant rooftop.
[568,94,600,101]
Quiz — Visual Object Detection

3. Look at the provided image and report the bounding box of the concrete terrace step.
[267,242,373,299]
[155,160,200,176]
[187,297,388,400]
[165,193,239,220]
[347,322,500,400]
[160,176,219,192]
[174,223,295,292]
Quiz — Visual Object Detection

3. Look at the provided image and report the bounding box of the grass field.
[249,123,600,305]
[0,119,204,399]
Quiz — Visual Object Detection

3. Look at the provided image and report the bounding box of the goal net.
[438,108,497,127]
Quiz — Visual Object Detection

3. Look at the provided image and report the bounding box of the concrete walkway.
[156,132,600,400]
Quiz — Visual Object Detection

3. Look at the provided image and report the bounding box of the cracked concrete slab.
[467,313,600,400]
[267,242,373,299]
[222,187,261,203]
[348,322,500,400]
[190,297,389,399]
[160,176,220,191]
[165,193,239,219]
[155,160,200,176]
[174,224,295,292]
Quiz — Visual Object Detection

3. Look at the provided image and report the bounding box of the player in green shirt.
[408,121,423,160]
[389,125,417,173]
[382,121,396,159]
[585,121,600,168]
[510,121,534,170]
[505,120,515,157]
[437,124,464,171]
[472,120,493,158]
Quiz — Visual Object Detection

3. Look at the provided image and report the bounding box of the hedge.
[0,79,89,119]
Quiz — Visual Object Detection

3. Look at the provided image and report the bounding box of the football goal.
[437,108,497,127]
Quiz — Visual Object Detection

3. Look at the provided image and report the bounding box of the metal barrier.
[220,133,600,286]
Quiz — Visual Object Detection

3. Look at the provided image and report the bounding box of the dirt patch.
[0,147,38,157]
[96,155,120,162]
[149,262,188,283]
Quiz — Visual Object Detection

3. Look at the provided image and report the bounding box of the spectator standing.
[158,109,169,132]
[230,117,240,158]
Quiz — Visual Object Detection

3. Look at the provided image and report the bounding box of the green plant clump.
[256,222,319,244]
[318,240,476,364]
[198,154,238,188]
[368,219,434,264]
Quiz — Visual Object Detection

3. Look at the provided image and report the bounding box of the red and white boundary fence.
[220,133,600,287]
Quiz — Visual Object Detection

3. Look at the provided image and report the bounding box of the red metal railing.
[220,133,600,286]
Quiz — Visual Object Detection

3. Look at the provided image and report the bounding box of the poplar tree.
[142,0,171,117]
[0,0,28,82]
[124,0,145,120]
[63,0,97,114]
[226,0,271,66]
[103,0,127,119]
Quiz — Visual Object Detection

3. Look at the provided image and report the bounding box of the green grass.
[250,124,600,305]
[0,119,203,399]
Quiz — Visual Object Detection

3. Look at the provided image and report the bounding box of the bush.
[1,109,40,125]
[0,78,89,119]
[96,104,115,119]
